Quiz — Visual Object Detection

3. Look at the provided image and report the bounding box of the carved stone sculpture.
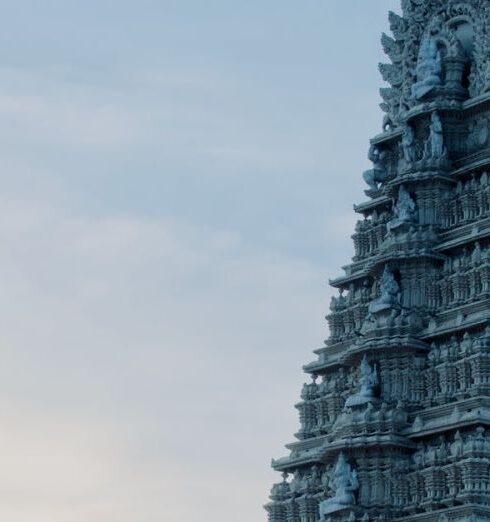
[427,112,444,159]
[387,185,417,232]
[411,35,442,100]
[402,123,417,163]
[318,453,358,519]
[362,145,389,191]
[368,266,401,315]
[345,355,378,408]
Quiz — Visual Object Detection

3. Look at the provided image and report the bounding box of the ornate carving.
[379,62,403,88]
[467,115,490,153]
[381,33,403,64]
[402,123,417,162]
[362,145,390,191]
[345,356,378,408]
[412,34,443,99]
[427,111,445,158]
[387,186,417,232]
[318,453,358,519]
[368,266,401,315]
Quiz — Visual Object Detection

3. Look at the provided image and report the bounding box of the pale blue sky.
[0,2,398,521]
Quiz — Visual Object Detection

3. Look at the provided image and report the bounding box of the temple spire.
[266,2,490,521]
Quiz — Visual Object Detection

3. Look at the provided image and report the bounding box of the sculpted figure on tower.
[368,266,401,315]
[428,111,444,158]
[362,145,389,191]
[387,185,416,231]
[412,35,442,100]
[318,453,358,520]
[345,355,378,408]
[402,123,417,163]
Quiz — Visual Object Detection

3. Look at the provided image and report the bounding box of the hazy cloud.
[0,1,399,520]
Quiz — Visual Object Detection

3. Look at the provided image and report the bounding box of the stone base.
[318,505,361,522]
[344,395,379,409]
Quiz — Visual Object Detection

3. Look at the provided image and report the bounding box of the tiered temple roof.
[265,2,490,521]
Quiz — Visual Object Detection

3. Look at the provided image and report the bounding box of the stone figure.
[345,355,378,408]
[402,124,417,163]
[451,431,464,458]
[363,145,389,191]
[412,35,442,100]
[290,471,303,495]
[319,453,358,519]
[428,112,444,158]
[387,186,417,232]
[472,242,482,265]
[368,266,401,315]
[461,332,473,355]
[413,444,425,469]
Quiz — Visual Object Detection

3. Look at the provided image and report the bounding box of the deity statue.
[345,355,378,408]
[368,266,401,315]
[290,471,303,495]
[319,453,358,519]
[411,35,442,100]
[402,124,417,163]
[428,112,444,158]
[472,242,482,265]
[387,186,417,232]
[461,332,473,355]
[362,145,390,191]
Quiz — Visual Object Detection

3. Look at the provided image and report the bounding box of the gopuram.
[265,1,490,521]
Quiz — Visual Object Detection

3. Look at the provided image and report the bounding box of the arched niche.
[449,18,475,91]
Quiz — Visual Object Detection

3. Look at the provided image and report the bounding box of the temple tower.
[265,1,490,521]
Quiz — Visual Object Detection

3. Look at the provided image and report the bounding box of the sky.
[0,1,399,521]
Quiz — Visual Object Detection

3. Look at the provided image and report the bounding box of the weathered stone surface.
[265,2,490,521]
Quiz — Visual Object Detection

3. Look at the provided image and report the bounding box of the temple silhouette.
[265,1,490,521]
